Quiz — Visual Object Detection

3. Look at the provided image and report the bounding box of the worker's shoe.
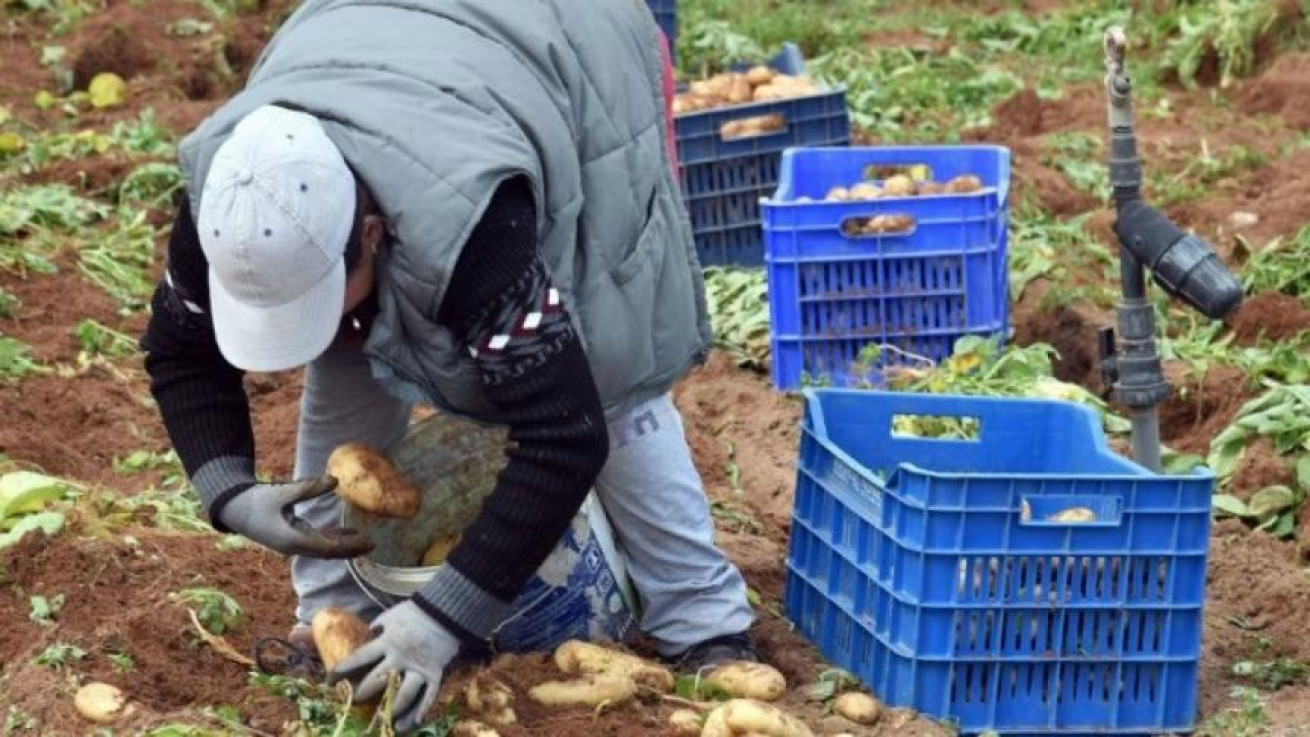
[668,632,761,674]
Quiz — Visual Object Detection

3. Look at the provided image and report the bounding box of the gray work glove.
[217,477,374,559]
[329,600,460,732]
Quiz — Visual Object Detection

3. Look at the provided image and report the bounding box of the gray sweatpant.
[289,343,754,655]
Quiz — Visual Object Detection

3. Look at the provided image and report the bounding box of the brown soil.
[1227,291,1310,344]
[1240,52,1310,129]
[673,353,804,530]
[1010,283,1109,389]
[0,528,298,734]
[0,369,167,492]
[1202,521,1310,714]
[0,267,126,363]
[1159,363,1254,455]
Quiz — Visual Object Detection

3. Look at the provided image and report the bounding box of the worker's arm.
[412,175,610,642]
[140,194,370,557]
[141,194,260,520]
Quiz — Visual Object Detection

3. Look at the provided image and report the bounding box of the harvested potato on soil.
[453,721,500,737]
[311,606,372,671]
[669,708,704,735]
[529,674,638,707]
[421,531,462,566]
[701,699,813,737]
[704,662,787,702]
[74,682,132,724]
[554,639,675,691]
[832,692,882,725]
[1049,507,1098,523]
[466,675,517,725]
[327,442,421,519]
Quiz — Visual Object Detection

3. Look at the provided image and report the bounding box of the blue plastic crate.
[645,0,676,60]
[784,389,1215,735]
[677,44,851,267]
[760,145,1013,389]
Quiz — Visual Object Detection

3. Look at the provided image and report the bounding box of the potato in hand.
[327,442,421,519]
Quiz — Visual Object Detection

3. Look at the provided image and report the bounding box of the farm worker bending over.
[139,0,756,729]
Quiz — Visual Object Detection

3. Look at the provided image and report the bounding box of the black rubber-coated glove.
[217,477,374,558]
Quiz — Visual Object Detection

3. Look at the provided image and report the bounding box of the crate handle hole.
[719,112,789,141]
[840,213,918,239]
[861,163,934,182]
[891,413,981,441]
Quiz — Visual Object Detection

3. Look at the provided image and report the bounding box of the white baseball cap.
[197,104,357,372]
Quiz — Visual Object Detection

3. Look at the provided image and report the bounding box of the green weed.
[0,288,27,317]
[28,592,65,626]
[0,335,47,384]
[75,319,139,359]
[170,587,243,635]
[1157,0,1286,90]
[703,267,770,371]
[1199,686,1269,737]
[3,704,38,733]
[1043,131,1107,200]
[1241,224,1310,299]
[78,207,158,312]
[32,641,87,669]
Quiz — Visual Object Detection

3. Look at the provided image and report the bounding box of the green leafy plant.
[1208,383,1310,482]
[108,651,135,672]
[0,288,20,318]
[79,207,158,311]
[75,319,139,358]
[170,587,243,635]
[0,470,74,550]
[3,705,38,733]
[847,335,1130,437]
[807,668,859,702]
[29,593,66,626]
[703,267,770,370]
[1157,0,1283,90]
[1233,657,1310,691]
[33,641,87,669]
[1043,131,1106,200]
[0,335,48,384]
[674,672,734,702]
[1241,224,1310,300]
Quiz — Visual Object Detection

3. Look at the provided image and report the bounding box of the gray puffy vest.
[177,0,711,424]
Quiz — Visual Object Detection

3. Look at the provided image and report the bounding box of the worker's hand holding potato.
[216,476,375,559]
[328,600,461,731]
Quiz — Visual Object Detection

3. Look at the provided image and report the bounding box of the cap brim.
[208,258,345,372]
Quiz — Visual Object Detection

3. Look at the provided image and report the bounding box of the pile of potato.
[307,615,886,736]
[673,65,819,115]
[810,173,985,203]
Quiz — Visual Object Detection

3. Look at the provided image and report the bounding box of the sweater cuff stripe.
[193,455,256,512]
[415,565,513,641]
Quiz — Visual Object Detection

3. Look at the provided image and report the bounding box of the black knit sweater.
[141,177,609,642]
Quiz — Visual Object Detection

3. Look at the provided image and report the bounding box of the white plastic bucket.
[340,412,637,652]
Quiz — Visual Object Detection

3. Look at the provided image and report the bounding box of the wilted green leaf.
[1249,485,1297,519]
[1212,493,1252,518]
